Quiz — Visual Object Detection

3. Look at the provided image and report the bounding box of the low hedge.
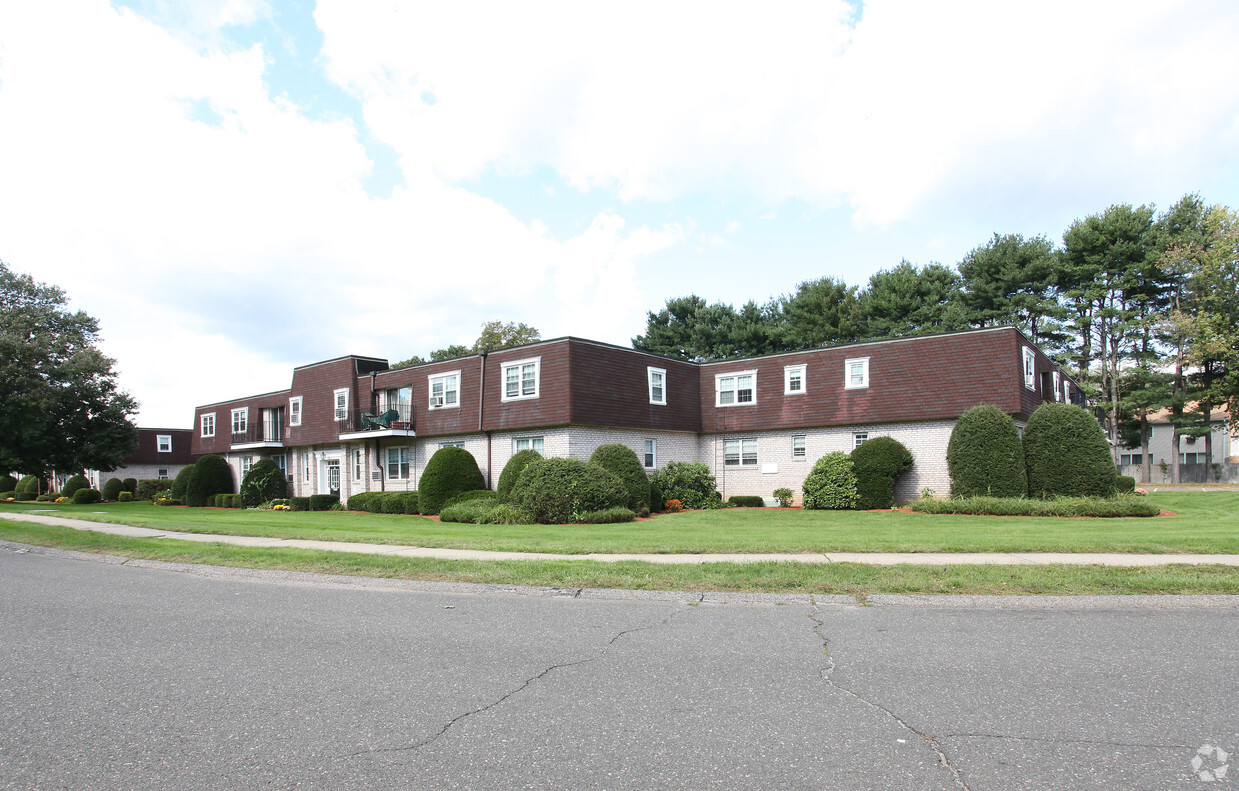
[347,491,419,514]
[154,498,181,506]
[439,501,497,524]
[908,495,1161,518]
[290,496,312,511]
[308,494,338,511]
[1,491,17,500]
[118,491,133,502]
[14,492,36,501]
[726,495,766,508]
[61,475,90,499]
[72,488,102,505]
[575,507,636,524]
[442,489,497,509]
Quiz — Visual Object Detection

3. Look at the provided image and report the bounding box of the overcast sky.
[2,1,1238,426]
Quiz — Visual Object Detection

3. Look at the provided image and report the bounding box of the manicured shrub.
[136,479,167,501]
[240,458,288,507]
[909,495,1160,518]
[648,461,717,510]
[15,491,36,501]
[60,474,89,499]
[154,498,181,506]
[171,465,195,500]
[309,494,338,511]
[773,487,794,507]
[102,478,124,501]
[588,444,651,513]
[802,452,860,510]
[346,492,379,512]
[478,503,535,525]
[122,478,137,494]
[185,455,233,507]
[17,475,43,494]
[380,494,407,514]
[947,404,1027,498]
[512,457,628,524]
[419,447,486,515]
[851,437,913,509]
[576,507,636,524]
[442,489,497,509]
[1,491,17,500]
[118,491,133,502]
[496,449,542,502]
[439,500,495,524]
[1,474,18,493]
[648,480,664,512]
[1115,475,1136,495]
[72,488,102,504]
[727,495,766,508]
[1024,403,1117,499]
[36,493,53,501]
[290,496,312,511]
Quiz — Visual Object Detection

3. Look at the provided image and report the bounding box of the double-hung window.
[333,389,349,421]
[844,358,869,389]
[429,373,460,409]
[792,435,806,458]
[289,396,302,426]
[716,371,756,406]
[514,436,544,454]
[648,367,666,405]
[273,454,286,474]
[231,408,248,435]
[853,432,869,449]
[353,451,362,481]
[643,439,657,469]
[386,447,409,480]
[240,456,253,477]
[724,438,758,466]
[502,358,540,401]
[784,365,806,395]
[157,434,172,453]
[1021,347,1036,391]
[201,413,215,438]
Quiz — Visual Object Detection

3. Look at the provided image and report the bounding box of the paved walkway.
[6,511,1239,567]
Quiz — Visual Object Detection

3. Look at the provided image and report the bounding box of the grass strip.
[5,522,1239,596]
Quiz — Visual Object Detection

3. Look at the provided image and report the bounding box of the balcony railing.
[230,424,283,446]
[338,406,413,434]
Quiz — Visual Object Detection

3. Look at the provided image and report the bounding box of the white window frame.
[1022,347,1036,391]
[157,468,169,479]
[333,389,349,421]
[200,413,215,438]
[428,371,461,409]
[844,357,870,390]
[156,434,172,453]
[853,432,869,449]
[514,436,544,454]
[289,396,302,426]
[273,454,286,474]
[715,370,757,407]
[643,439,657,469]
[784,364,807,395]
[353,450,362,481]
[792,434,806,458]
[386,447,409,480]
[501,358,541,402]
[231,407,248,434]
[1053,371,1062,401]
[240,456,254,477]
[1062,379,1071,404]
[723,437,758,467]
[648,367,667,406]
[438,441,465,449]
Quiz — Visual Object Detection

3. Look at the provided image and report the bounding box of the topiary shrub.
[118,491,133,502]
[171,465,195,500]
[648,461,717,510]
[185,455,233,507]
[2,491,18,500]
[122,478,137,494]
[61,474,89,499]
[802,452,860,510]
[17,475,44,494]
[240,458,288,507]
[290,496,312,512]
[512,457,628,524]
[346,492,379,512]
[851,437,913,509]
[72,488,102,504]
[496,449,542,502]
[1115,475,1136,495]
[418,446,486,515]
[102,478,124,501]
[727,495,766,508]
[1024,402,1117,499]
[588,444,651,513]
[947,404,1027,498]
[14,491,36,501]
[309,494,338,511]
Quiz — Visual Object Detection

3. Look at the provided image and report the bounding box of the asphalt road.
[2,544,1236,790]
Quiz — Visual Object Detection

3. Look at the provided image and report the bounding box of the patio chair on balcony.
[363,409,401,429]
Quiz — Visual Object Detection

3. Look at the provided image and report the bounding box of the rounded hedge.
[947,404,1027,498]
[102,478,124,501]
[1115,475,1136,494]
[240,458,288,506]
[496,449,542,502]
[61,474,90,499]
[851,436,913,509]
[122,477,137,494]
[185,454,234,507]
[17,475,42,494]
[648,461,718,510]
[802,451,860,510]
[588,444,651,512]
[418,446,486,515]
[1,474,18,493]
[1024,403,1117,498]
[171,465,195,500]
[72,488,102,505]
[512,457,628,524]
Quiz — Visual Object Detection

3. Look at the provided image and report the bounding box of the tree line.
[631,195,1239,483]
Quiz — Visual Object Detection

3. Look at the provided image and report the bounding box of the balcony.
[337,406,415,441]
[230,424,284,450]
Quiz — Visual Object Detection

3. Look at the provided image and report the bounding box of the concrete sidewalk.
[5,510,1239,567]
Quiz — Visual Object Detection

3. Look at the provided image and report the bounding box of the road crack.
[808,608,972,791]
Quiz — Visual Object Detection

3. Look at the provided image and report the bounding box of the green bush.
[727,495,766,508]
[478,503,535,524]
[1,491,17,500]
[588,444,651,512]
[185,455,233,507]
[240,458,288,507]
[1,474,18,493]
[380,494,406,514]
[419,446,486,515]
[648,480,664,512]
[122,477,137,494]
[102,478,124,501]
[1024,403,1117,498]
[773,487,794,507]
[851,437,914,509]
[117,491,133,502]
[15,492,36,501]
[576,507,636,524]
[171,465,195,500]
[309,494,338,511]
[909,495,1160,518]
[496,449,543,502]
[72,488,102,504]
[17,475,43,494]
[346,492,381,512]
[512,457,628,524]
[802,452,860,510]
[290,496,312,512]
[947,404,1027,498]
[442,489,497,509]
[648,461,717,510]
[61,474,89,499]
[438,500,496,524]
[36,493,53,501]
[1115,475,1136,494]
[135,479,167,501]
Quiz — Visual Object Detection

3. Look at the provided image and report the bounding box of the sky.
[2,1,1238,427]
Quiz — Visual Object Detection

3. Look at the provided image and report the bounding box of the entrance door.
[326,460,340,497]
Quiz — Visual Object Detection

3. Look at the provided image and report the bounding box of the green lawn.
[3,491,1237,554]
[2,521,1237,596]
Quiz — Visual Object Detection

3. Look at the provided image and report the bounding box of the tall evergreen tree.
[775,276,862,349]
[857,260,968,338]
[957,233,1066,352]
